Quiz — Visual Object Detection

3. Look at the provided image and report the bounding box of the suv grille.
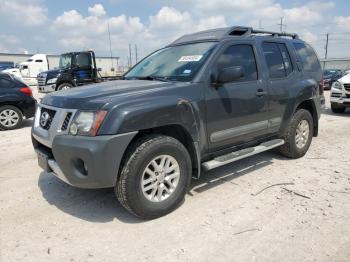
[37,75,46,86]
[61,112,72,131]
[39,108,56,130]
[344,84,350,92]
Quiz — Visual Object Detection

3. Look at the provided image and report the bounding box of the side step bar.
[202,139,285,171]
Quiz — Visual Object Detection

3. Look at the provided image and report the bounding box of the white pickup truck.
[330,73,350,113]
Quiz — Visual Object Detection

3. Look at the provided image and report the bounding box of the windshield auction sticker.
[178,55,203,62]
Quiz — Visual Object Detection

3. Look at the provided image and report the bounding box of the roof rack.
[170,26,299,45]
[227,26,299,39]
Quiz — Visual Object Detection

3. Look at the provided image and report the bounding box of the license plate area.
[36,149,52,172]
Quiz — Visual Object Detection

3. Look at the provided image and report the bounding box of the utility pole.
[277,17,286,32]
[129,44,132,67]
[325,33,329,60]
[259,20,264,30]
[107,22,114,69]
[135,44,138,64]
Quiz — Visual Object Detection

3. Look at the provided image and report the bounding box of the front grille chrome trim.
[32,104,77,148]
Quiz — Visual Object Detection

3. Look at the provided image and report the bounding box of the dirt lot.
[1,89,349,262]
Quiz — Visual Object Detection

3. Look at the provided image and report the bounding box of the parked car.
[330,73,350,113]
[32,26,324,219]
[323,69,344,90]
[0,73,36,130]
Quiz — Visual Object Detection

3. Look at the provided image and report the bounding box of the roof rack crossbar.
[251,29,299,39]
[227,26,299,39]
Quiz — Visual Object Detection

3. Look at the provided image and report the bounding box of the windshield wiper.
[131,75,170,82]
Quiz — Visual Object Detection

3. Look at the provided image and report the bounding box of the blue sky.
[0,0,349,66]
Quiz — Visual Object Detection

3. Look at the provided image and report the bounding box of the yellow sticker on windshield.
[178,55,203,62]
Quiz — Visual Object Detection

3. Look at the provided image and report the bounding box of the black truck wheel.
[57,83,73,91]
[0,105,23,130]
[279,109,313,159]
[331,103,346,113]
[115,135,192,219]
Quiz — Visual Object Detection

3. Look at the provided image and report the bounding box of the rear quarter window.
[293,42,321,72]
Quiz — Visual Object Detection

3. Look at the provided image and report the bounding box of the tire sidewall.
[0,105,23,130]
[288,109,313,157]
[57,83,73,91]
[121,137,192,218]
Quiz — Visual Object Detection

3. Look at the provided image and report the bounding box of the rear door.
[205,41,270,152]
[0,74,17,102]
[260,41,296,134]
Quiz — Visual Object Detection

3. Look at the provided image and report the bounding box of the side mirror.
[217,66,244,84]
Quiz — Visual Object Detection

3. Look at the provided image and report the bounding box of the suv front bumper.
[38,84,56,93]
[32,131,137,188]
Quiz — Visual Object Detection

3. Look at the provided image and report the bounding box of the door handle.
[256,89,267,97]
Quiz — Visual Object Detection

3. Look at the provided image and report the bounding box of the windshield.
[125,42,217,82]
[59,54,72,68]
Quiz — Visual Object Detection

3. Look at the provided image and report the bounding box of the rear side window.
[0,77,15,88]
[262,42,293,79]
[293,42,321,72]
[217,44,258,82]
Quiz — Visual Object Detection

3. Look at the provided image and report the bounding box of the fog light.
[70,123,78,135]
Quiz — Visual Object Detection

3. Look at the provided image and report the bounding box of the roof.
[170,26,299,46]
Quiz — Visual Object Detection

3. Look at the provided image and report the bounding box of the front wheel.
[279,109,314,159]
[115,135,192,219]
[56,83,73,91]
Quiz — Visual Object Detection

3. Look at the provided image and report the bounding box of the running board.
[202,139,285,171]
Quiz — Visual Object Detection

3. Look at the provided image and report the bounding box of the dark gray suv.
[32,26,324,219]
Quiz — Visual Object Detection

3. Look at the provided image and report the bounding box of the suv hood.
[41,80,188,110]
[338,73,350,84]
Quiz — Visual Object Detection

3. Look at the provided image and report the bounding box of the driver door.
[205,42,270,152]
[73,53,94,84]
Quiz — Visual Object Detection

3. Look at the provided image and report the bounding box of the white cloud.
[88,4,106,17]
[334,16,350,30]
[0,0,47,26]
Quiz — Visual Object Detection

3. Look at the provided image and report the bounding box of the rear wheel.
[115,135,192,219]
[57,83,73,91]
[331,103,346,113]
[0,105,23,130]
[279,109,313,158]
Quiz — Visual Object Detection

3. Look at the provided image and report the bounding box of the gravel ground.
[0,89,349,262]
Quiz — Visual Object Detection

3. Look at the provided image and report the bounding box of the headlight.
[69,110,107,136]
[47,77,57,84]
[332,81,342,90]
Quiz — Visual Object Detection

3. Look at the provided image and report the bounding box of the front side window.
[293,42,321,72]
[74,53,91,67]
[125,42,217,82]
[216,44,258,82]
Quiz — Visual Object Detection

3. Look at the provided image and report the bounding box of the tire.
[0,105,23,131]
[331,103,346,113]
[57,83,73,91]
[279,109,314,159]
[115,134,192,219]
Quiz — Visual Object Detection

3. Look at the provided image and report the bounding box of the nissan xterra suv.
[32,26,324,219]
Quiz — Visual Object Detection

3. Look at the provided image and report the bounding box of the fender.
[99,94,202,143]
[279,78,320,136]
